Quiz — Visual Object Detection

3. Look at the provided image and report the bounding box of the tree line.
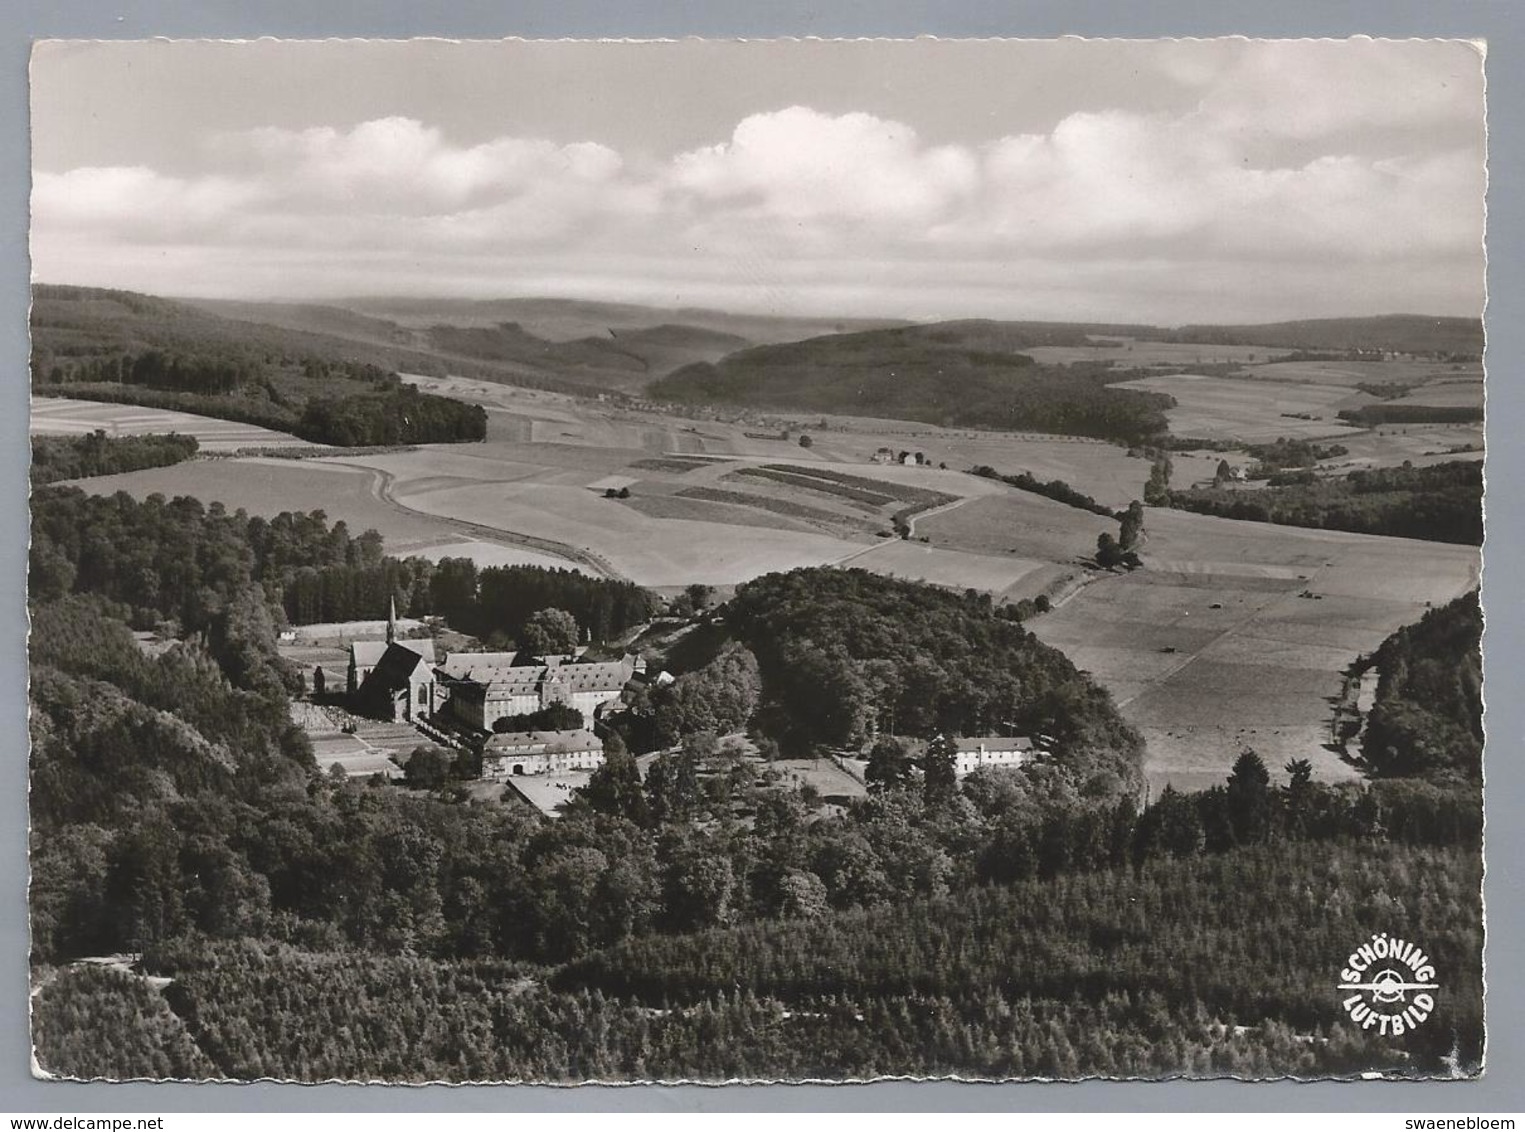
[35,330,487,448]
[31,431,199,486]
[1165,460,1482,545]
[968,464,1120,517]
[31,486,655,645]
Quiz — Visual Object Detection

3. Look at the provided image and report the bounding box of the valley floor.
[35,388,1480,791]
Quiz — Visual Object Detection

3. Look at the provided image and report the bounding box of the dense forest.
[1166,461,1483,545]
[649,323,1175,445]
[30,487,657,645]
[718,568,1144,790]
[1361,591,1483,783]
[424,559,661,647]
[31,430,199,486]
[28,478,1485,1080]
[31,285,487,447]
[31,839,1481,1082]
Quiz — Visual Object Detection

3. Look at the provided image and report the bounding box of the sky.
[29,38,1487,324]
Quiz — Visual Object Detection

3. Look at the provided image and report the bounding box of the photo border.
[4,0,1516,1112]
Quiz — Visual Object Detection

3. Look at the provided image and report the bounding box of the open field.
[41,397,1040,591]
[1320,423,1484,470]
[914,488,1114,564]
[70,458,452,546]
[1111,373,1369,442]
[1395,381,1486,409]
[1031,506,1480,793]
[1245,358,1483,389]
[617,491,819,534]
[781,425,1152,511]
[31,395,315,450]
[387,477,862,586]
[841,538,1050,594]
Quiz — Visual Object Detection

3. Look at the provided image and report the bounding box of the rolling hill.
[1165,315,1483,357]
[647,320,1177,445]
[332,294,910,345]
[184,297,758,394]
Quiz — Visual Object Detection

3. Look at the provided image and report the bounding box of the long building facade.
[481,729,606,778]
[437,652,642,732]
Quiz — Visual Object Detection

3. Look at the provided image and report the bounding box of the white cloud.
[671,106,979,228]
[30,81,1485,322]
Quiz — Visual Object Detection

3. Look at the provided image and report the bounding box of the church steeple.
[387,595,397,644]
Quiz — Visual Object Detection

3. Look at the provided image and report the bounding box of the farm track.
[831,494,977,567]
[330,461,631,582]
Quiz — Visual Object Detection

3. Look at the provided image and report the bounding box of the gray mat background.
[1,0,1516,1112]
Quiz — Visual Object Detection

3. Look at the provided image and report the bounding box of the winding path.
[325,460,631,582]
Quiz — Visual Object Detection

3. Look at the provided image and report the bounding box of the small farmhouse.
[952,736,1033,777]
[482,729,605,778]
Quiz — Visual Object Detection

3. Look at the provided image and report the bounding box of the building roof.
[953,736,1033,753]
[436,651,519,680]
[450,657,635,696]
[360,642,434,695]
[485,728,604,755]
[541,660,634,693]
[352,637,436,669]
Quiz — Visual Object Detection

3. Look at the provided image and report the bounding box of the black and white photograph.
[25,36,1486,1083]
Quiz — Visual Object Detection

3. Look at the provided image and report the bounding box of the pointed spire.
[387,594,397,644]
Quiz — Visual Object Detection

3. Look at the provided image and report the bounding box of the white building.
[952,736,1034,777]
[481,729,606,778]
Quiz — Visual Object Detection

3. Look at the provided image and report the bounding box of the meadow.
[30,395,318,450]
[1110,373,1369,442]
[1031,508,1479,792]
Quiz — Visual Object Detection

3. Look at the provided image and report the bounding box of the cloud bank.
[31,44,1485,323]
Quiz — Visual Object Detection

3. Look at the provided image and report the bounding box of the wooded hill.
[1363,590,1483,783]
[31,286,488,446]
[649,322,1177,444]
[187,297,757,396]
[1164,315,1483,358]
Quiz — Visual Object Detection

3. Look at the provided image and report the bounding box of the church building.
[347,598,439,722]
